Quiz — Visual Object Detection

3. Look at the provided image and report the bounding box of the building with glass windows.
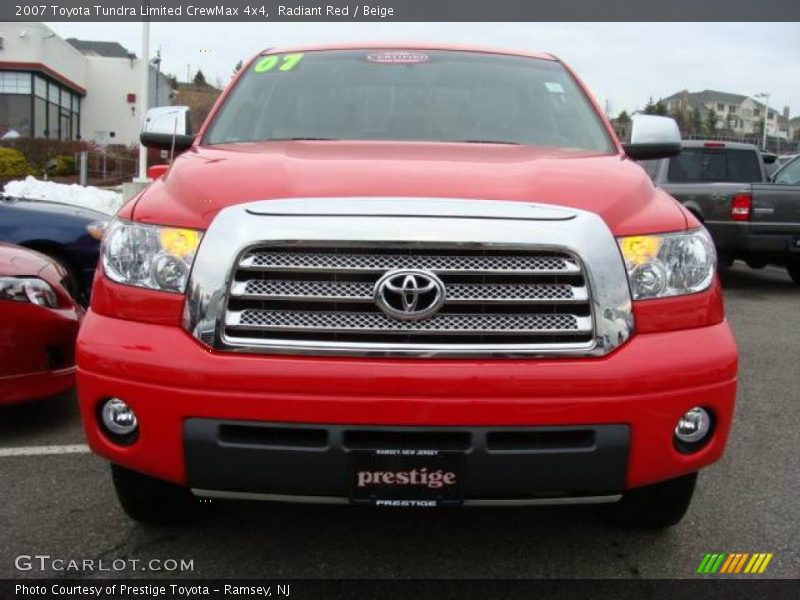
[0,22,171,145]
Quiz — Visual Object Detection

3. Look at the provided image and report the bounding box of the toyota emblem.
[374,269,446,320]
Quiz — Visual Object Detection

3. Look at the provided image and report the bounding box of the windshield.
[203,49,613,152]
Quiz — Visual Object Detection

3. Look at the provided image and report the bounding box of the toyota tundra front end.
[77,44,738,527]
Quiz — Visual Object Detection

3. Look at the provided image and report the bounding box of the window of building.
[729,105,737,114]
[716,102,725,111]
[34,97,46,137]
[754,108,761,117]
[60,111,71,140]
[0,95,32,137]
[0,71,32,95]
[0,70,81,139]
[34,76,46,99]
[47,82,58,102]
[47,99,60,138]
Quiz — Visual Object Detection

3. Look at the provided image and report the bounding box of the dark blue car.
[0,196,107,303]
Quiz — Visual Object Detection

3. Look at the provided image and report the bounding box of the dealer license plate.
[349,449,464,507]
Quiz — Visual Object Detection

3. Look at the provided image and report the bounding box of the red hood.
[130,141,687,235]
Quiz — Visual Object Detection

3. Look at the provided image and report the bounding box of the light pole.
[755,92,770,151]
[136,16,151,182]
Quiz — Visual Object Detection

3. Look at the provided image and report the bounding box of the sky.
[44,22,800,117]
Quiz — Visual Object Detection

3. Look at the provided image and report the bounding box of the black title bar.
[4,0,800,22]
[4,579,800,600]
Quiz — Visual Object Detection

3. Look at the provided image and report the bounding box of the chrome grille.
[231,280,588,304]
[223,245,594,350]
[227,310,591,335]
[240,251,580,274]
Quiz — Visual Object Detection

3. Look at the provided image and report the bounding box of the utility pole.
[153,47,162,105]
[755,92,770,151]
[136,16,151,182]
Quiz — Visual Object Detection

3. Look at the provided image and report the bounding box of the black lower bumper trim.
[184,420,630,499]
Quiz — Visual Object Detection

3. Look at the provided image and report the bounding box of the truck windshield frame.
[202,49,614,153]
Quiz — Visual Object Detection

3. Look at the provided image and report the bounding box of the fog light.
[675,407,711,444]
[101,398,138,436]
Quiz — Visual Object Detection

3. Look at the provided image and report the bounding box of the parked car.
[77,44,737,528]
[0,243,83,405]
[641,140,800,282]
[0,196,106,303]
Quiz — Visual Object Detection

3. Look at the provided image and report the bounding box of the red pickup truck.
[77,44,738,528]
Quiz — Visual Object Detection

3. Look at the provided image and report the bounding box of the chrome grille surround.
[183,197,634,357]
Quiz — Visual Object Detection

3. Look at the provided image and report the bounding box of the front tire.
[597,472,697,528]
[111,464,206,525]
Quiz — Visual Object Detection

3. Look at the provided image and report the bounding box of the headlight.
[618,228,716,300]
[0,277,58,307]
[101,219,203,293]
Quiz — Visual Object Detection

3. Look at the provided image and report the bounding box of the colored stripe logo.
[697,553,773,574]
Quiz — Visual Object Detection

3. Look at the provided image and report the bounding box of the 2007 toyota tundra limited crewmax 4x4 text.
[77,44,738,528]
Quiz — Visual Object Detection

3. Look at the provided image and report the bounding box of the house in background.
[792,117,800,141]
[663,89,794,141]
[0,22,170,146]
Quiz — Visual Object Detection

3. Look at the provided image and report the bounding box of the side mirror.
[761,152,777,164]
[140,106,194,152]
[623,115,682,160]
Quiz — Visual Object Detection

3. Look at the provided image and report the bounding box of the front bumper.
[0,302,81,405]
[0,367,76,406]
[77,310,738,497]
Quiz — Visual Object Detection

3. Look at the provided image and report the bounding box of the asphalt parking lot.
[1,263,798,580]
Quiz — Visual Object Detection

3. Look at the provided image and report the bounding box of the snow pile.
[2,176,124,216]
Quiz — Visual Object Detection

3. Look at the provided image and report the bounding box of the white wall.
[82,58,172,146]
[0,22,87,90]
[81,55,145,145]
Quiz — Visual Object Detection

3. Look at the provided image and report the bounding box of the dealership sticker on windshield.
[366,51,430,64]
[253,53,305,73]
[544,82,565,94]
